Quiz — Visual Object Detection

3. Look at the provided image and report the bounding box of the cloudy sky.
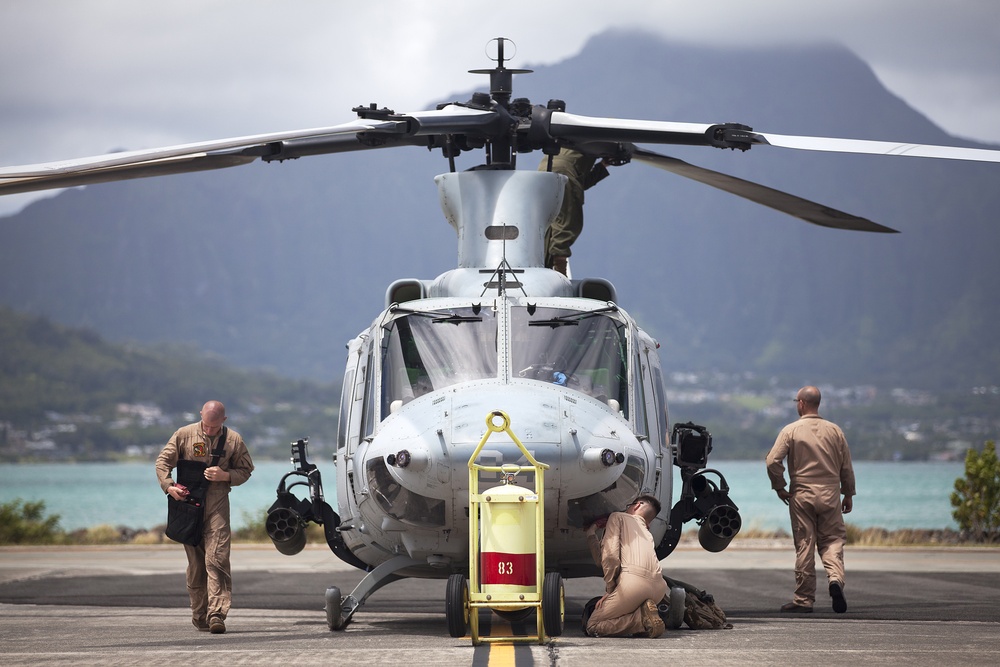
[1,0,998,215]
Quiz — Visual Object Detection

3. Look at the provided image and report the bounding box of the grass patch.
[714,523,979,547]
[1,498,994,548]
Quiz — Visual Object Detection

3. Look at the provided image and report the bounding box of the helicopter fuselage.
[336,293,669,580]
[329,169,672,580]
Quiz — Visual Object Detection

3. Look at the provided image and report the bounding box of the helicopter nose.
[373,380,636,487]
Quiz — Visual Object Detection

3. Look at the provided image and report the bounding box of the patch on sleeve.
[193,443,207,458]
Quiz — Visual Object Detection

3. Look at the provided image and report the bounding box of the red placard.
[481,551,536,586]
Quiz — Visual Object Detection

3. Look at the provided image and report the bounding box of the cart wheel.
[446,573,470,638]
[542,572,565,637]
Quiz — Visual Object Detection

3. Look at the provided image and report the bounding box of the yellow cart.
[446,410,563,644]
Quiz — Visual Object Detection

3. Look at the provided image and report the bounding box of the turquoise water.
[0,460,965,532]
[714,460,964,532]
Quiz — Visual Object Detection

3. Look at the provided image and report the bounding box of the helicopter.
[3,38,1000,636]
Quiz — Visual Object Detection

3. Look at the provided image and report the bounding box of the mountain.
[1,30,998,389]
[0,307,338,460]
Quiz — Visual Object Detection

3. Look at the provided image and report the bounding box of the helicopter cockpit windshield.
[512,305,630,415]
[380,306,498,418]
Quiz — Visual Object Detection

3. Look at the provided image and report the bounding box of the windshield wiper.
[528,304,619,328]
[430,314,483,325]
[386,303,483,325]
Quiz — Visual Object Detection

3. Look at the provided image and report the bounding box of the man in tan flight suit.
[538,147,612,276]
[156,400,254,633]
[584,495,668,637]
[766,386,855,614]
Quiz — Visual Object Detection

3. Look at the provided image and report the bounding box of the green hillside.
[0,307,340,461]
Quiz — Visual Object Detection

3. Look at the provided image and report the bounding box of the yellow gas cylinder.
[479,481,537,601]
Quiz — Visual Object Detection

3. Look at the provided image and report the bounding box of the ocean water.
[0,460,965,533]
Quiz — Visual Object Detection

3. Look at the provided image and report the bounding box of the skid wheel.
[325,586,344,631]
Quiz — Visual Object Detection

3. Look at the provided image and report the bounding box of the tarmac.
[1,541,999,666]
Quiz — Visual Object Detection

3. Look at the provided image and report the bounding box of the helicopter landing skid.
[325,554,421,630]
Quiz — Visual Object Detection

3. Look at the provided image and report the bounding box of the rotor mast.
[469,38,532,167]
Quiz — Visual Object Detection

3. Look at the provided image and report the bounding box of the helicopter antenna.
[469,38,532,112]
[467,38,532,167]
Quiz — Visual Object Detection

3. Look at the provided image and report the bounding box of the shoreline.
[2,542,999,582]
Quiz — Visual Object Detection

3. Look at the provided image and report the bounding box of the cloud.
[1,0,998,215]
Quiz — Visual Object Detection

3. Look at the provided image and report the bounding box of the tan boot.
[208,614,226,634]
[551,256,568,276]
[640,599,665,638]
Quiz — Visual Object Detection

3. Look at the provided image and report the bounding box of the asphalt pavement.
[1,542,998,666]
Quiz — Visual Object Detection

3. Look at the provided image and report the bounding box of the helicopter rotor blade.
[406,105,504,136]
[631,147,899,233]
[543,110,1000,164]
[545,110,721,147]
[1,119,406,179]
[266,106,504,160]
[0,118,410,196]
[748,132,1000,163]
[0,153,264,197]
[0,105,507,196]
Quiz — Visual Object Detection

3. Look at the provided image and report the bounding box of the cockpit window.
[380,306,498,418]
[511,306,629,415]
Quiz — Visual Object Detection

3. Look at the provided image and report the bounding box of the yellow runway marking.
[488,640,517,667]
[489,616,515,666]
[467,615,536,666]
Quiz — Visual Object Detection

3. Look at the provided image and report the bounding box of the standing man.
[766,386,855,614]
[584,495,668,637]
[538,147,613,276]
[156,400,254,634]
